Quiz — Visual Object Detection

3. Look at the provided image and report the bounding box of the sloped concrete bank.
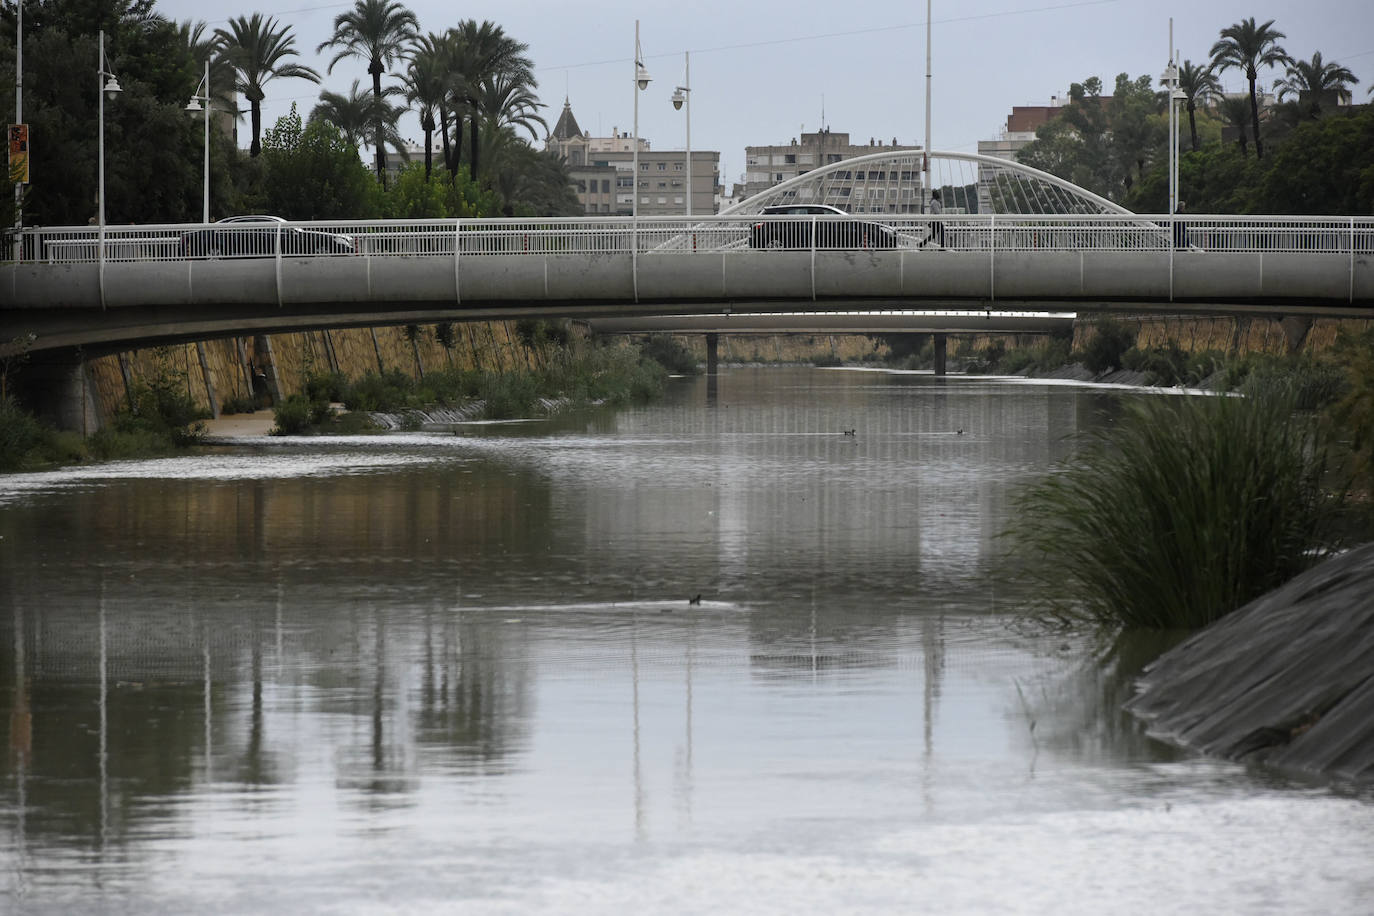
[1127,543,1374,784]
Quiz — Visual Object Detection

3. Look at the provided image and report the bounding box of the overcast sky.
[150,0,1372,184]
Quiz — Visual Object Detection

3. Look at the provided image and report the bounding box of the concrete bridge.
[3,151,1371,358]
[2,211,1371,358]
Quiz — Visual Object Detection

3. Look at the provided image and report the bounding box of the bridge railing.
[9,214,1373,263]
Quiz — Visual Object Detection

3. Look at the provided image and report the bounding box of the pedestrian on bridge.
[1174,200,1188,250]
[925,190,946,249]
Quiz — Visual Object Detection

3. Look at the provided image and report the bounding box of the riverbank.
[1128,542,1374,784]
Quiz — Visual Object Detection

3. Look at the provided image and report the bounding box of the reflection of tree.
[412,611,530,765]
[0,604,211,849]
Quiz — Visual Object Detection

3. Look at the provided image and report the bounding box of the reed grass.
[1008,382,1350,630]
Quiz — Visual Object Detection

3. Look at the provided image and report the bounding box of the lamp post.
[185,59,210,223]
[632,20,651,224]
[672,52,690,217]
[97,29,122,230]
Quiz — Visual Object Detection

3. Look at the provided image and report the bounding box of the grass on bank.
[1006,380,1354,631]
[0,379,207,472]
[272,338,682,435]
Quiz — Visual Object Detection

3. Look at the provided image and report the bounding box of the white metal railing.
[6,214,1373,264]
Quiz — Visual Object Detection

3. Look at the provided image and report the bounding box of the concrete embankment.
[1127,543,1374,784]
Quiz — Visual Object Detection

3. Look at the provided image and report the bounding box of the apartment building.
[546,99,721,216]
[741,130,926,213]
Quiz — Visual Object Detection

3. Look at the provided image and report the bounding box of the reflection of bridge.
[3,151,1372,358]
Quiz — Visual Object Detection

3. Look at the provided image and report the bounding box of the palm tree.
[215,14,321,157]
[451,20,536,183]
[1173,60,1222,152]
[476,72,547,143]
[401,36,451,179]
[179,20,239,115]
[1215,95,1252,156]
[1273,51,1360,117]
[310,81,375,150]
[316,0,419,182]
[1210,18,1290,159]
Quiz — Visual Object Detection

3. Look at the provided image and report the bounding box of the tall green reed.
[1008,381,1349,629]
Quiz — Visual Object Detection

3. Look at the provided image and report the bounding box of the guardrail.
[7,214,1372,264]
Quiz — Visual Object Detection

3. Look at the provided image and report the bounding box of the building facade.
[546,99,721,216]
[740,130,926,213]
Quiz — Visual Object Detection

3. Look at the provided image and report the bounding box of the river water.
[1,367,1371,914]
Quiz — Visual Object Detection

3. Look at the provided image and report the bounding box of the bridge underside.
[4,249,1372,356]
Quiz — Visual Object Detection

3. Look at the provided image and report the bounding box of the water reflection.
[2,369,1370,912]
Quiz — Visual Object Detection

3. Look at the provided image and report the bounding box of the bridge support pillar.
[705,333,719,376]
[932,333,947,377]
[14,350,102,434]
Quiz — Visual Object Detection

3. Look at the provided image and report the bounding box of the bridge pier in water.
[705,333,719,405]
[932,334,947,377]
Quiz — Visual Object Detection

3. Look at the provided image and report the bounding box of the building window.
[674,162,684,171]
[657,196,667,204]
[774,173,783,182]
[671,180,683,188]
[640,162,649,170]
[854,171,866,180]
[657,181,666,188]
[901,171,915,180]
[784,154,796,164]
[602,180,610,193]
[657,162,667,170]
[674,196,683,204]
[641,196,649,204]
[827,154,842,163]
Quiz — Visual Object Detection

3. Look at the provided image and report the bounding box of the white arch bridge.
[2,151,1372,357]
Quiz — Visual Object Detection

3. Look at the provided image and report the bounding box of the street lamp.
[672,52,691,217]
[97,29,122,230]
[185,59,210,223]
[632,20,651,225]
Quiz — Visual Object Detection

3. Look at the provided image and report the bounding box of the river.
[1,367,1371,914]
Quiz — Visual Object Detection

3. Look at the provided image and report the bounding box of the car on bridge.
[179,215,357,258]
[748,204,900,250]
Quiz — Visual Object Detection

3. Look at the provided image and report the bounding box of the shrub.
[1080,318,1137,374]
[271,394,315,435]
[1008,384,1349,630]
[0,395,46,470]
[480,371,540,419]
[640,334,699,375]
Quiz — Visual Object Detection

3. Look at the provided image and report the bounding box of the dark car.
[180,215,357,258]
[748,204,899,250]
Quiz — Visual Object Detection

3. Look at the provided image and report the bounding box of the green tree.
[315,0,418,182]
[258,105,382,219]
[383,161,496,218]
[1018,76,1117,200]
[1273,51,1360,119]
[215,14,320,157]
[1210,17,1290,160]
[1258,107,1374,214]
[1107,72,1165,194]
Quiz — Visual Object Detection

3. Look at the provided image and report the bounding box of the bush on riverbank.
[0,375,210,469]
[1008,381,1351,630]
[272,340,669,434]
